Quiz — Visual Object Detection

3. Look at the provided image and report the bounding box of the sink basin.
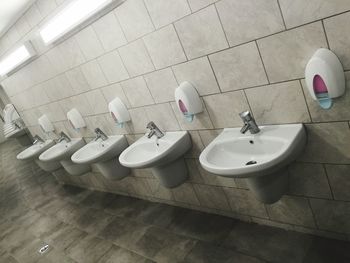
[17,140,62,172]
[119,131,191,188]
[39,138,91,176]
[199,124,306,203]
[71,135,130,180]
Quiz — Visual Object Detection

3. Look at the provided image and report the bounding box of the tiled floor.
[1,140,350,263]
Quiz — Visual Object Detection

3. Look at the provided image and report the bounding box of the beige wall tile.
[92,12,127,52]
[203,91,250,128]
[45,74,74,101]
[288,162,332,199]
[143,25,187,69]
[65,67,91,95]
[245,81,310,124]
[196,159,236,188]
[147,178,174,201]
[279,0,350,28]
[175,5,228,59]
[84,90,108,115]
[145,103,180,131]
[58,38,86,70]
[144,68,178,103]
[85,114,113,135]
[36,0,56,17]
[98,50,129,84]
[325,164,350,201]
[25,4,42,28]
[198,129,222,147]
[185,131,205,158]
[144,0,191,29]
[266,196,316,227]
[310,198,350,233]
[257,22,328,83]
[119,39,155,77]
[172,56,220,96]
[188,0,217,12]
[209,42,268,92]
[216,0,284,46]
[172,183,200,206]
[128,108,149,134]
[324,12,350,70]
[115,0,155,42]
[193,184,231,211]
[301,122,350,164]
[101,83,131,108]
[75,26,105,61]
[81,60,108,89]
[121,76,154,107]
[224,187,268,218]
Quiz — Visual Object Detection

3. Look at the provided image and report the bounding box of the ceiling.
[0,0,35,38]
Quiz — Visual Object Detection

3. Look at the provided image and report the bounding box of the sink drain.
[38,244,49,254]
[246,160,257,166]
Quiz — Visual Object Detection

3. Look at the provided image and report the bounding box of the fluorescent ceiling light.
[40,0,113,45]
[0,41,36,76]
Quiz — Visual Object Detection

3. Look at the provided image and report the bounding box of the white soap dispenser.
[174,81,203,122]
[108,97,130,128]
[305,48,345,109]
[67,108,86,131]
[38,114,55,134]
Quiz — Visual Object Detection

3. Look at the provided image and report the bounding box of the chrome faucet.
[33,135,44,144]
[58,131,71,143]
[94,128,108,141]
[146,121,164,139]
[239,111,260,134]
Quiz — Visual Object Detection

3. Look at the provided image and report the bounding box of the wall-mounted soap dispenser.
[38,114,55,134]
[67,108,86,131]
[174,81,203,122]
[108,97,130,128]
[305,48,345,109]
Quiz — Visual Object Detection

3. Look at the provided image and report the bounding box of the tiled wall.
[1,0,350,240]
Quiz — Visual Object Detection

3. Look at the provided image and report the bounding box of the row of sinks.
[16,123,306,203]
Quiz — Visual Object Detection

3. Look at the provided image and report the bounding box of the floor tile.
[222,222,313,263]
[183,241,264,263]
[169,209,236,244]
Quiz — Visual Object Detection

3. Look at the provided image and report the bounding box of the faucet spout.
[239,111,260,134]
[94,128,108,141]
[33,135,44,145]
[58,131,71,143]
[146,121,164,139]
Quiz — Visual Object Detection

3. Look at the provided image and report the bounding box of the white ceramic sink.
[17,140,56,161]
[200,124,306,177]
[39,138,91,176]
[119,131,191,188]
[199,124,307,203]
[71,135,130,180]
[17,140,62,172]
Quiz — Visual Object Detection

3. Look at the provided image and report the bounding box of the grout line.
[307,198,320,230]
[322,164,335,200]
[213,3,230,47]
[276,0,287,30]
[321,20,331,49]
[206,55,223,93]
[173,23,189,62]
[298,79,313,122]
[254,40,270,84]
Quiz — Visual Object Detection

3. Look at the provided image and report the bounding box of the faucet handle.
[146,121,155,129]
[239,111,253,121]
